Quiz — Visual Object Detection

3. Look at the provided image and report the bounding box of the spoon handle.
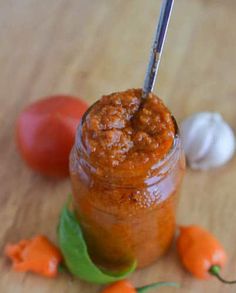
[142,0,175,98]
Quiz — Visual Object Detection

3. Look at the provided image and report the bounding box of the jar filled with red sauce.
[70,89,185,270]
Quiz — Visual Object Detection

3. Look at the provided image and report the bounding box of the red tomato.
[16,95,88,177]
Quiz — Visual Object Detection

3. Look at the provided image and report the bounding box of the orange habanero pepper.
[101,280,179,293]
[5,235,62,278]
[177,225,236,284]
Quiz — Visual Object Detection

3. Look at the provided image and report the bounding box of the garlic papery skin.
[180,112,235,170]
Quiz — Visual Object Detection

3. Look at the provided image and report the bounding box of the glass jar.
[70,105,185,270]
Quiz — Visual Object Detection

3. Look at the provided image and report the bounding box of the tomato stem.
[209,265,236,284]
[137,282,180,292]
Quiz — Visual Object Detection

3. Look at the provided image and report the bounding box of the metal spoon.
[142,0,175,99]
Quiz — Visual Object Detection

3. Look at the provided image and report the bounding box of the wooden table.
[1,0,236,292]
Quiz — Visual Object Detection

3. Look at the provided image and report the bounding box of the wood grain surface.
[1,0,236,292]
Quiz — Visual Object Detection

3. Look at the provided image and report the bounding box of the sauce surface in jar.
[70,89,185,270]
[82,88,175,172]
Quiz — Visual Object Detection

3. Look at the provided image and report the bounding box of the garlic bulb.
[180,112,235,170]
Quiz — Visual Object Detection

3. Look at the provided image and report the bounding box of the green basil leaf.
[58,206,136,284]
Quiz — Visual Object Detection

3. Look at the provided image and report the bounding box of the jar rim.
[75,100,181,181]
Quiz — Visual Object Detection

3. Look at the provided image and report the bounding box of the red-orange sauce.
[70,89,185,269]
[82,88,175,171]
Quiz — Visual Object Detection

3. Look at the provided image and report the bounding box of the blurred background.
[1,0,236,292]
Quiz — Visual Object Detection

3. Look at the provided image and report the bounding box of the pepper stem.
[58,263,68,273]
[137,282,180,292]
[209,265,236,284]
